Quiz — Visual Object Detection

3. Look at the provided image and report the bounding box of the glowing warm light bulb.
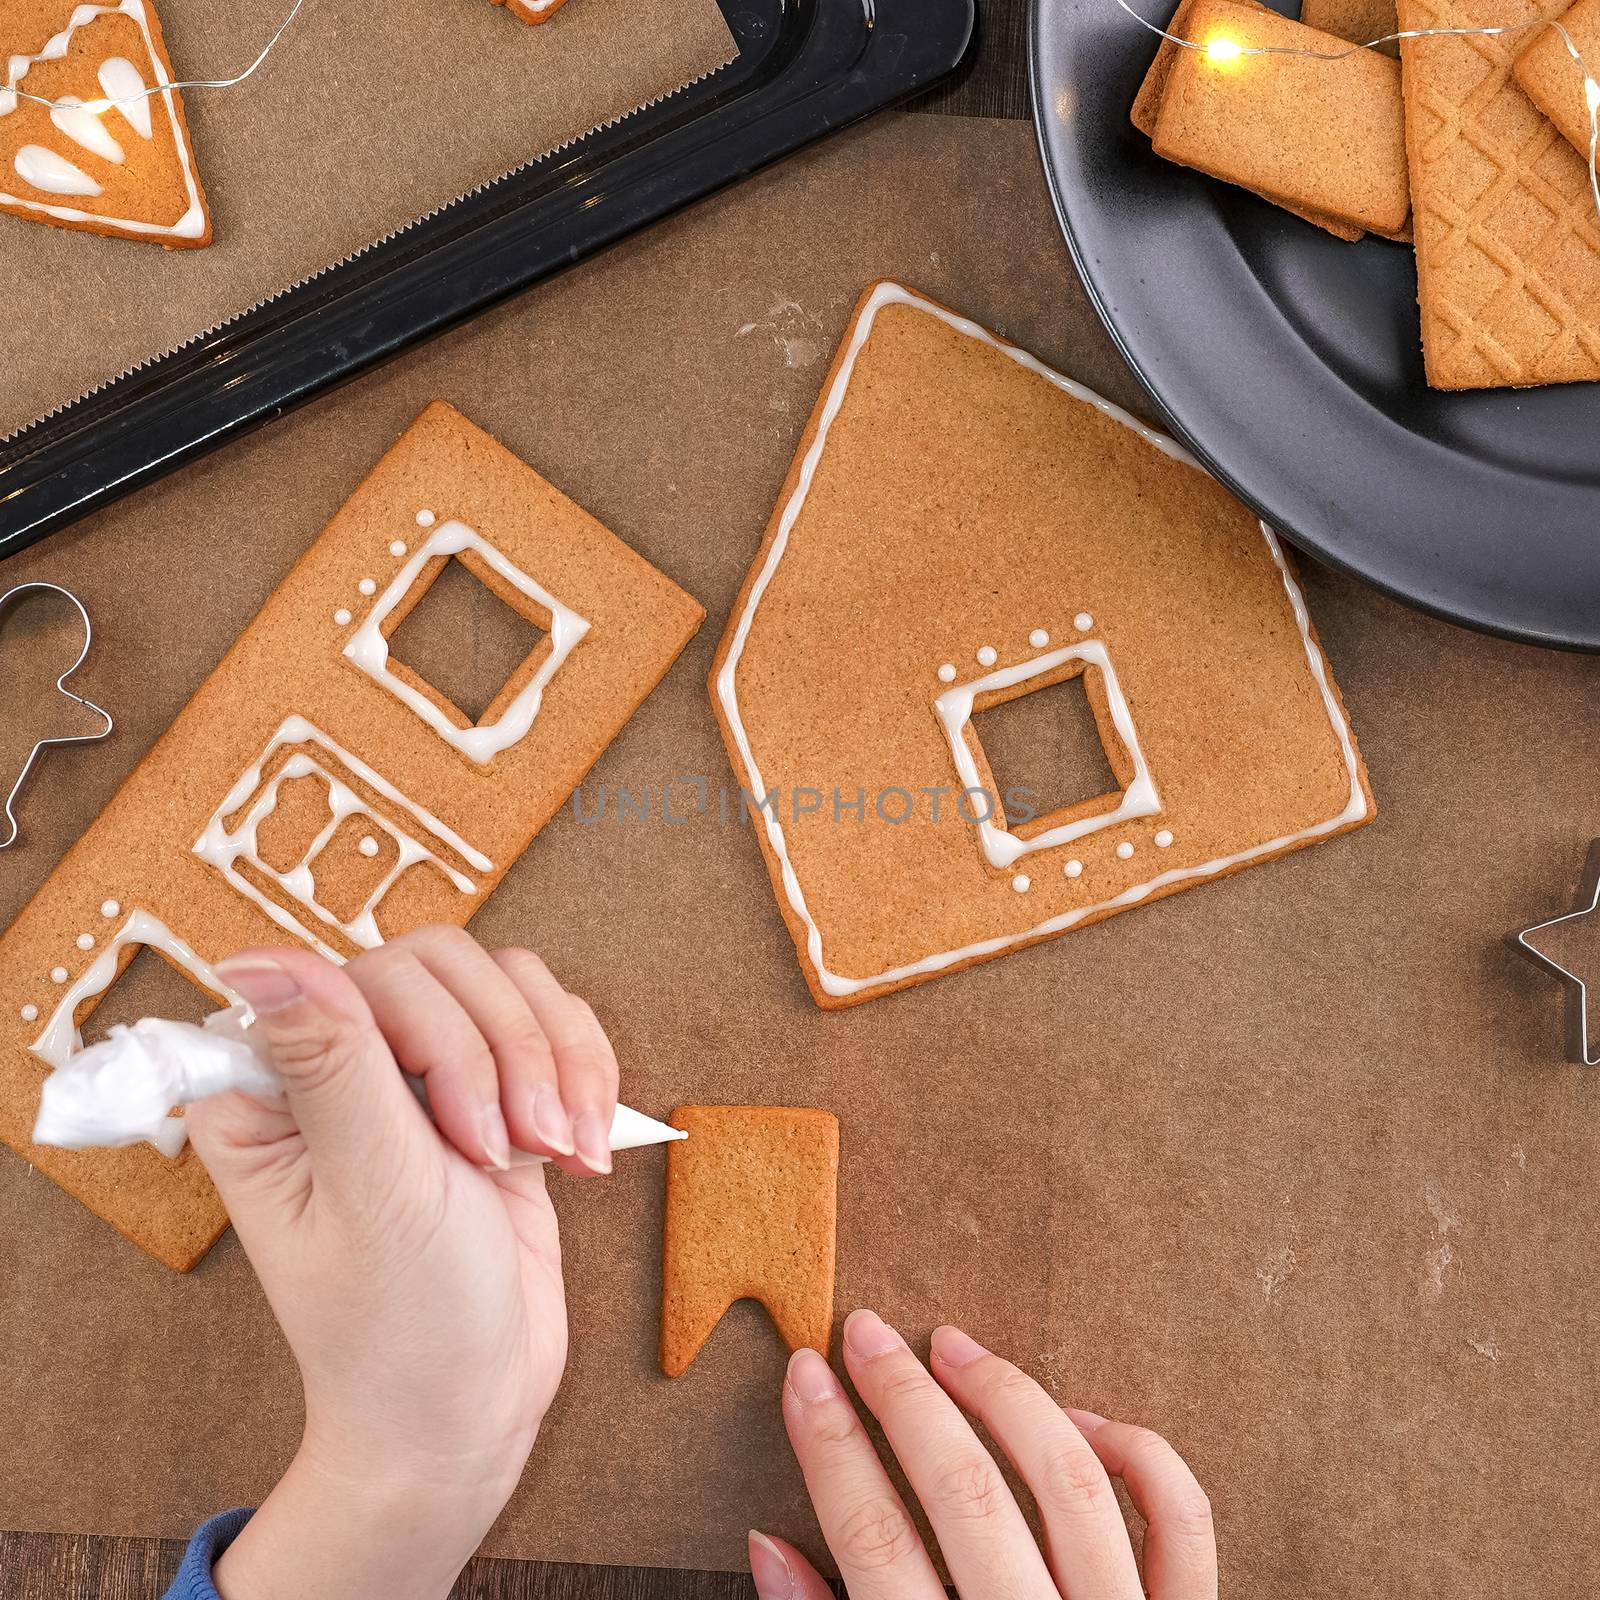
[1205,34,1245,61]
[1586,75,1600,113]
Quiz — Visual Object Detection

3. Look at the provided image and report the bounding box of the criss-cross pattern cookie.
[1401,0,1600,387]
[0,0,209,246]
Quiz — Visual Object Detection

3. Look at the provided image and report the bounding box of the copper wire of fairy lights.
[1114,0,1600,222]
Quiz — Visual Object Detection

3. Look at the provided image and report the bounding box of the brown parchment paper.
[2,112,1600,1599]
[0,0,735,440]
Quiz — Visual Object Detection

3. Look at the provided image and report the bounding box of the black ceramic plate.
[1030,0,1600,651]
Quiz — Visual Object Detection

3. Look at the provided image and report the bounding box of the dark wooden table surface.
[0,5,1028,1598]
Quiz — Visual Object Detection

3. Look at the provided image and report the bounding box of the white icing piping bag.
[31,1007,685,1165]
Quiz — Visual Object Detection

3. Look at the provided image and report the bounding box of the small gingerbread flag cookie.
[661,1106,839,1377]
[496,0,574,24]
[0,0,210,247]
[1513,0,1600,159]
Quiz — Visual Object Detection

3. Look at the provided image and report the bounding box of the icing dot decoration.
[76,933,94,951]
[1155,829,1174,848]
[20,1004,38,1023]
[977,645,998,666]
[334,608,352,626]
[1075,612,1094,631]
[389,540,408,558]
[100,899,120,918]
[50,967,68,984]
[416,509,437,528]
[937,663,957,683]
[1029,628,1049,648]
[1011,874,1031,892]
[359,835,380,858]
[1064,859,1083,878]
[1116,841,1135,860]
[358,578,377,596]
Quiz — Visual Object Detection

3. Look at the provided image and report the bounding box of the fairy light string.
[1,0,308,119]
[1116,0,1600,222]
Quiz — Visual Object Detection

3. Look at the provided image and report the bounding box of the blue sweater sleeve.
[162,1509,254,1600]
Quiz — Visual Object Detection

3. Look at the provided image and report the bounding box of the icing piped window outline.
[936,641,1160,871]
[0,2,207,240]
[343,520,591,765]
[193,715,493,962]
[28,907,239,1159]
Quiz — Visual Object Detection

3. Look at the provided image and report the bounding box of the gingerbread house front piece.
[712,282,1375,1008]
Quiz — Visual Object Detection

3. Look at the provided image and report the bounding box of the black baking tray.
[0,0,975,558]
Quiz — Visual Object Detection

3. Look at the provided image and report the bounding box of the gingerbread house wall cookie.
[0,0,210,246]
[0,401,704,1267]
[712,282,1375,1008]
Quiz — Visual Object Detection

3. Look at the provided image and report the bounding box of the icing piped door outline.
[0,0,210,244]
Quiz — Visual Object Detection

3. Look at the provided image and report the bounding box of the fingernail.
[573,1107,613,1175]
[216,956,304,1015]
[843,1308,904,1360]
[1067,1407,1109,1434]
[931,1325,989,1369]
[786,1346,839,1403]
[480,1102,512,1171]
[748,1531,793,1600]
[531,1085,576,1156]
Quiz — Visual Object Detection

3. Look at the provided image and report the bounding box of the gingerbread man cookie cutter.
[0,582,114,851]
[1512,840,1600,1067]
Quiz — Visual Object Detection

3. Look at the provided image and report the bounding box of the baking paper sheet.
[1,113,1598,1598]
[0,0,736,439]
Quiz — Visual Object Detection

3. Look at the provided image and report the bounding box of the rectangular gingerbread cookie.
[1,400,704,1269]
[1132,0,1366,238]
[1400,0,1600,387]
[1512,0,1600,157]
[661,1106,839,1378]
[1152,0,1411,236]
[711,282,1374,1008]
[1298,0,1401,54]
[0,0,211,246]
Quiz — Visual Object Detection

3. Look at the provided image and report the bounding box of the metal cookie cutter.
[0,582,114,851]
[1512,840,1600,1067]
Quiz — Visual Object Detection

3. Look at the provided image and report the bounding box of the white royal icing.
[1029,629,1049,648]
[1012,874,1030,892]
[1075,612,1094,630]
[50,98,124,163]
[50,966,68,984]
[0,2,205,238]
[194,715,492,960]
[100,898,119,918]
[1064,859,1083,878]
[415,510,436,528]
[75,933,94,950]
[333,608,351,626]
[358,834,379,857]
[1155,829,1174,848]
[976,645,997,666]
[20,1004,39,1022]
[937,663,956,683]
[937,640,1160,870]
[98,56,151,139]
[29,908,243,1157]
[343,520,591,765]
[15,144,100,194]
[358,578,377,597]
[713,281,1370,999]
[1116,841,1135,859]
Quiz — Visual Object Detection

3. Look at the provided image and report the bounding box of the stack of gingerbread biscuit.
[1134,0,1600,389]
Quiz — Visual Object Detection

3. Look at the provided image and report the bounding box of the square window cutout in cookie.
[711,281,1375,1008]
[345,522,590,764]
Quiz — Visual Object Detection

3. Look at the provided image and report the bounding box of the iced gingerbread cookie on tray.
[0,0,210,246]
[711,281,1376,1009]
[0,401,704,1269]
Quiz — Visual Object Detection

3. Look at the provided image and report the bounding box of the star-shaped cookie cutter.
[0,582,114,851]
[1512,840,1600,1067]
